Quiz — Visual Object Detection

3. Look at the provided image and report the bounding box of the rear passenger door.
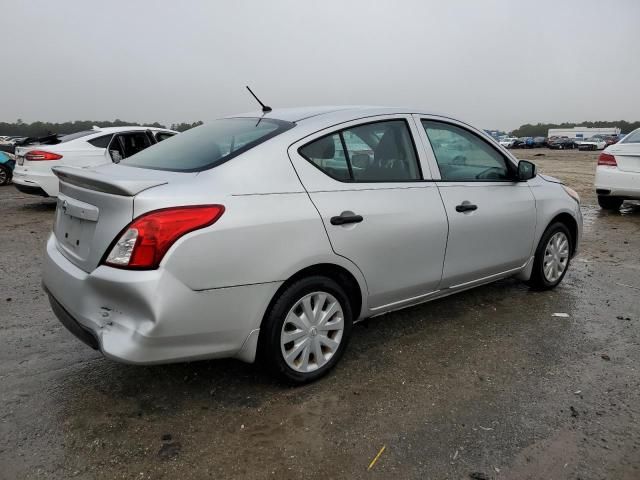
[416,116,537,288]
[289,116,449,310]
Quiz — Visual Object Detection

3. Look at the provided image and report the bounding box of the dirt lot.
[1,148,639,479]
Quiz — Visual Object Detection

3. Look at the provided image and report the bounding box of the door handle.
[455,203,478,213]
[330,214,363,225]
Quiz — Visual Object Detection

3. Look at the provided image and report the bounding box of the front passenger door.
[418,118,537,288]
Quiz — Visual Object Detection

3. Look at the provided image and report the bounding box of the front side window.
[422,121,513,181]
[299,120,421,182]
[122,118,294,172]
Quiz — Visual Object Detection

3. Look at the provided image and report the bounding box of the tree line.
[0,120,204,138]
[511,120,640,138]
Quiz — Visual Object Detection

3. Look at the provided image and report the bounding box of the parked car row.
[0,135,28,145]
[498,134,623,151]
[9,126,176,197]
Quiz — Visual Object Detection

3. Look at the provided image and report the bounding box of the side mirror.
[517,160,536,181]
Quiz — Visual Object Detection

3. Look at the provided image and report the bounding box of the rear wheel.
[527,222,572,290]
[258,276,353,384]
[0,165,11,186]
[598,195,623,211]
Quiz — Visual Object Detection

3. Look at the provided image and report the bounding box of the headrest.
[374,127,404,161]
[304,135,335,159]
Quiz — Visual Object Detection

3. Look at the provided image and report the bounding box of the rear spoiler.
[52,166,167,196]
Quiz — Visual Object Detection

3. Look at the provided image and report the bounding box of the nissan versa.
[43,107,582,383]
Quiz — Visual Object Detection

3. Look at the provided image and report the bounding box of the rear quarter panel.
[132,143,369,313]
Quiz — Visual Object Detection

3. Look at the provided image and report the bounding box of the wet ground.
[1,148,639,479]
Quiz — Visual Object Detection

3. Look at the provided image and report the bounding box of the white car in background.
[577,137,607,151]
[499,137,517,148]
[13,126,176,197]
[595,128,640,210]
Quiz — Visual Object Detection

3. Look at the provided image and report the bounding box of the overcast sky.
[1,0,639,130]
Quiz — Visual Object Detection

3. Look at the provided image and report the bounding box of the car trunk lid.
[51,165,191,272]
[609,144,640,173]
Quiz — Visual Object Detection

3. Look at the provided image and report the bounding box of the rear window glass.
[122,118,294,172]
[621,129,640,144]
[57,131,95,143]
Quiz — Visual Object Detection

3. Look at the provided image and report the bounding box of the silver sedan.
[43,106,583,383]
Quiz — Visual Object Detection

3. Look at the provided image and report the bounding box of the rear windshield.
[57,131,94,142]
[621,129,640,144]
[122,118,294,172]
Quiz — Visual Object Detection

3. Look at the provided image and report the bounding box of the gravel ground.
[1,148,639,479]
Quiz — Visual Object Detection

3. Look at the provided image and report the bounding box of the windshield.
[122,118,294,172]
[621,129,640,144]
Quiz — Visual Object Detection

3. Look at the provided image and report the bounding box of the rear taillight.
[25,150,63,161]
[598,152,617,166]
[103,205,225,270]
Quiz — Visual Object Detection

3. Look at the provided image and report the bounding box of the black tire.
[0,165,11,186]
[527,222,573,291]
[597,195,623,211]
[258,275,353,384]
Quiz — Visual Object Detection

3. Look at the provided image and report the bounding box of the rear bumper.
[46,290,100,349]
[14,182,49,197]
[595,166,640,199]
[43,234,280,364]
[12,169,59,197]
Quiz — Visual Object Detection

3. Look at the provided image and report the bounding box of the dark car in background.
[533,136,547,148]
[511,137,531,149]
[548,137,578,150]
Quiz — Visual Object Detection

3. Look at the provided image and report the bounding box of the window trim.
[297,118,424,183]
[419,118,519,183]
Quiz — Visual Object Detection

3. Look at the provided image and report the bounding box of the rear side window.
[299,120,421,182]
[88,134,113,148]
[122,118,294,172]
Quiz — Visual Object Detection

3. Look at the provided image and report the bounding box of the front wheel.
[0,165,11,186]
[527,223,572,290]
[258,276,353,384]
[598,195,623,211]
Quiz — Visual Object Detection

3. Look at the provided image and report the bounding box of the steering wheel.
[475,166,505,180]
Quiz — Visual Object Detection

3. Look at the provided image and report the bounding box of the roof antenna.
[246,86,272,113]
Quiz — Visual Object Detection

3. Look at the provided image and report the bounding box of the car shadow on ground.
[50,276,575,416]
[17,199,57,212]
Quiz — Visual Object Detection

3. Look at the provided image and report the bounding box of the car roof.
[229,105,448,124]
[90,126,174,134]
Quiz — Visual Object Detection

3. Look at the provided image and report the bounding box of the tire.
[258,275,353,384]
[527,222,572,290]
[598,195,623,211]
[0,165,11,186]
